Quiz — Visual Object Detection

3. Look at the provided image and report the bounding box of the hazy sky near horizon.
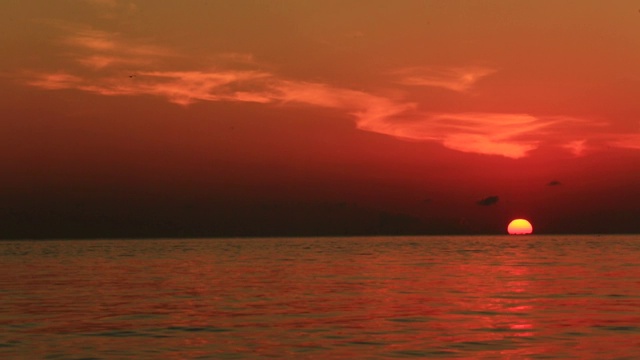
[1,0,639,237]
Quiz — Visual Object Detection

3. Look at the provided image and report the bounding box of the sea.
[1,235,639,359]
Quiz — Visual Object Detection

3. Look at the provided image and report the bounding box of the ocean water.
[1,235,639,359]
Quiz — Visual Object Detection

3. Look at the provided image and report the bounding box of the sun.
[507,219,533,235]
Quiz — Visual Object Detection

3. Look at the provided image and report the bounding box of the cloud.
[83,0,138,18]
[22,23,639,159]
[353,111,565,158]
[608,134,640,150]
[477,196,499,206]
[22,65,600,158]
[547,180,562,186]
[65,28,117,51]
[563,140,587,156]
[217,52,258,65]
[392,66,496,92]
[413,113,549,158]
[56,23,177,70]
[84,0,119,7]
[28,69,276,105]
[27,73,84,90]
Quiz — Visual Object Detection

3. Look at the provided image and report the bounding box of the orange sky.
[1,0,639,237]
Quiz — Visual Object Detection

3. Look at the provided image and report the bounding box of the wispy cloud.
[27,72,84,90]
[66,29,117,51]
[133,70,276,105]
[418,113,548,157]
[84,0,119,7]
[83,0,138,19]
[392,66,496,92]
[22,66,609,159]
[61,27,172,70]
[28,69,275,105]
[217,52,258,65]
[563,140,587,156]
[607,134,640,150]
[353,111,563,158]
[22,23,637,159]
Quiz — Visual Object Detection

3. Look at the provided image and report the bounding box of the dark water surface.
[1,235,640,358]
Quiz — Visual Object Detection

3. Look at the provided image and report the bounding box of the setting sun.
[508,219,533,235]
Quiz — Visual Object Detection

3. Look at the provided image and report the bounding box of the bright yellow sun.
[507,219,533,235]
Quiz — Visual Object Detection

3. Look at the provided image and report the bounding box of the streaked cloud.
[59,26,173,70]
[28,72,84,90]
[217,53,258,65]
[392,66,496,92]
[23,67,563,158]
[66,29,117,51]
[22,24,637,159]
[609,134,640,150]
[84,0,119,7]
[28,70,275,105]
[23,67,621,159]
[563,140,587,156]
[133,70,276,106]
[83,0,138,18]
[411,113,548,158]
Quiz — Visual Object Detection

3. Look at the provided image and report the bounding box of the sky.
[1,0,639,238]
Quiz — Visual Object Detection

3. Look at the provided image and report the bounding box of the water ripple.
[1,235,639,358]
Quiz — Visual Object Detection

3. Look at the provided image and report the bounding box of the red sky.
[1,0,639,237]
